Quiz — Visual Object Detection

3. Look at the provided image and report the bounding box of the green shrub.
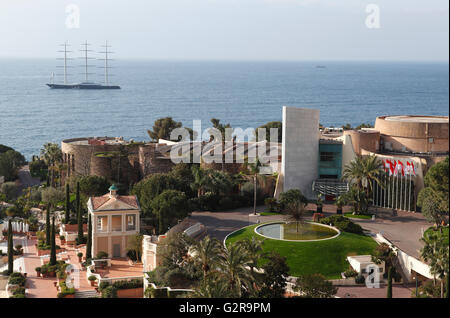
[98,281,111,292]
[198,193,221,211]
[218,197,235,210]
[264,197,279,212]
[343,269,358,278]
[12,287,26,295]
[10,293,26,298]
[96,251,109,259]
[320,215,363,234]
[8,273,26,286]
[355,274,365,284]
[112,278,143,290]
[101,286,118,298]
[279,189,307,211]
[145,286,169,298]
[88,275,97,281]
[57,280,75,297]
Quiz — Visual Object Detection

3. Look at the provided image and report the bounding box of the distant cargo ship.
[47,41,120,89]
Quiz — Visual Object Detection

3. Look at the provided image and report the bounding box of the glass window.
[111,215,122,232]
[320,152,335,162]
[127,214,136,231]
[97,216,108,232]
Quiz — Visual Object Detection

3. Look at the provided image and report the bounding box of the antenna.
[79,41,95,82]
[56,41,72,84]
[98,40,115,85]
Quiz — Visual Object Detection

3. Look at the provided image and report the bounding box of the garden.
[225,222,377,279]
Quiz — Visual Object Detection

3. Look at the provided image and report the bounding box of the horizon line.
[0,56,448,63]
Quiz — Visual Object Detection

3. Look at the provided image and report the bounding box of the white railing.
[183,222,202,237]
[375,233,433,280]
[99,275,143,285]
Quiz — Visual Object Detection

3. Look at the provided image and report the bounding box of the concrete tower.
[281,106,320,199]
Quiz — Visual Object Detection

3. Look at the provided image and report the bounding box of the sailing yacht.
[46,41,120,89]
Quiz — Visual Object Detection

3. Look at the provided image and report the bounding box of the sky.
[0,0,448,61]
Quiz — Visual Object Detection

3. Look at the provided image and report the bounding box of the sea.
[0,59,448,160]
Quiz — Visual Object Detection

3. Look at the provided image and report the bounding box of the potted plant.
[335,195,345,215]
[48,265,57,277]
[57,271,66,282]
[60,235,66,244]
[77,252,83,263]
[15,244,23,255]
[35,267,41,277]
[88,275,97,286]
[40,266,48,278]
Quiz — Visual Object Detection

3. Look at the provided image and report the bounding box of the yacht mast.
[57,41,71,84]
[99,41,114,85]
[80,41,94,82]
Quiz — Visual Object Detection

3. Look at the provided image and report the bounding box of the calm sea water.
[0,59,448,159]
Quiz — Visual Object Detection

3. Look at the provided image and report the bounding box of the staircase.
[74,290,99,298]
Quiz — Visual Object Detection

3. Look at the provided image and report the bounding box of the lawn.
[225,224,378,279]
[423,226,449,246]
[344,213,373,220]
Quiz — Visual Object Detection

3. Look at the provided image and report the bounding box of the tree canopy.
[150,189,189,234]
[0,149,26,181]
[255,121,282,143]
[418,157,449,217]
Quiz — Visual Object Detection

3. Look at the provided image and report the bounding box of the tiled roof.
[90,194,139,211]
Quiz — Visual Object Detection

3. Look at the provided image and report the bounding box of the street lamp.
[412,270,418,297]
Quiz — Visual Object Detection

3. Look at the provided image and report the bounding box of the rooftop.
[89,193,140,211]
[381,115,449,124]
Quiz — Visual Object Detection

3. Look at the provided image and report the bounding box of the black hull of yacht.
[47,83,121,89]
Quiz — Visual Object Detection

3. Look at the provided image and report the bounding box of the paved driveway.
[191,206,433,258]
[350,210,431,258]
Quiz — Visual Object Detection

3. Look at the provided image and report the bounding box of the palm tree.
[343,154,384,196]
[421,232,449,298]
[237,237,264,274]
[191,165,208,197]
[127,234,143,262]
[285,201,306,233]
[191,166,233,198]
[40,143,62,187]
[192,236,223,279]
[218,244,253,297]
[191,275,233,298]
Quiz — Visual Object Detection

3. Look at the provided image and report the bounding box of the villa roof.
[89,193,140,212]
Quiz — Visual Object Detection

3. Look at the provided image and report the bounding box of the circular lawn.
[225,223,378,279]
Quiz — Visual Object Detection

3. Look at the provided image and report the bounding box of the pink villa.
[87,185,140,258]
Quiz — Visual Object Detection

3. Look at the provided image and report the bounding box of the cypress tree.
[49,216,57,266]
[7,219,13,274]
[77,184,84,243]
[45,203,51,246]
[76,181,80,217]
[86,214,92,260]
[387,267,393,298]
[65,183,70,224]
[446,275,449,299]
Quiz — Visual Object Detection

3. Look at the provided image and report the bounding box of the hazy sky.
[0,0,448,61]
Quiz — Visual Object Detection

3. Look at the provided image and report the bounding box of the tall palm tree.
[191,166,233,198]
[285,201,306,233]
[191,275,234,298]
[343,154,384,195]
[218,244,253,297]
[237,237,264,274]
[192,236,223,279]
[40,143,63,187]
[421,233,449,298]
